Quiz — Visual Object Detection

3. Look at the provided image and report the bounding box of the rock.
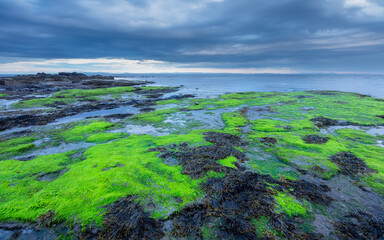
[302,135,329,144]
[330,152,371,176]
[259,137,277,145]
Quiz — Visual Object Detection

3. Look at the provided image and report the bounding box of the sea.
[116,74,384,99]
[1,73,384,98]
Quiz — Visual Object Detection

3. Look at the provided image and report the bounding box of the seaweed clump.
[310,116,339,128]
[152,132,333,239]
[282,179,333,206]
[36,210,56,227]
[259,137,277,145]
[171,172,330,239]
[302,135,329,144]
[101,195,164,240]
[330,152,371,176]
[151,132,248,179]
[334,210,384,240]
[170,204,207,238]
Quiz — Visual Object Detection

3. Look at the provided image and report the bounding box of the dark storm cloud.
[1,0,384,72]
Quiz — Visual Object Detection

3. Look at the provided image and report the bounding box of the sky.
[0,0,384,74]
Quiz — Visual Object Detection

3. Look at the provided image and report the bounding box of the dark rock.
[330,152,371,176]
[171,204,207,238]
[101,195,164,240]
[283,179,333,206]
[139,107,155,112]
[302,135,329,144]
[334,210,384,240]
[310,116,340,128]
[18,156,36,161]
[0,100,137,131]
[36,210,55,227]
[153,132,248,179]
[104,113,134,119]
[259,137,277,145]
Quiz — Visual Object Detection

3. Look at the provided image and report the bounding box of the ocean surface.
[116,74,384,98]
[1,73,384,98]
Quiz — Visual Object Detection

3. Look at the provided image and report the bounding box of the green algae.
[0,93,8,98]
[53,87,136,98]
[59,121,115,142]
[1,90,384,235]
[335,128,377,144]
[248,153,299,181]
[11,87,137,109]
[0,136,36,160]
[85,132,128,143]
[248,122,343,179]
[0,151,81,223]
[206,171,226,178]
[217,156,237,168]
[270,91,384,125]
[0,132,208,226]
[252,216,281,238]
[222,112,249,133]
[156,99,186,105]
[274,192,307,217]
[349,143,384,196]
[132,108,179,123]
[12,97,78,109]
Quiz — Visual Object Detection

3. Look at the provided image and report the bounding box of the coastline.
[0,73,384,239]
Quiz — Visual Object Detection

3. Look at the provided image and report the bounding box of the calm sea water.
[117,74,384,98]
[2,73,383,98]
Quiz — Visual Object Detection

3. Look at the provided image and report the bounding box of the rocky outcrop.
[0,72,153,90]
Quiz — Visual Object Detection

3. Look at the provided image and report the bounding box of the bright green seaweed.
[1,90,384,234]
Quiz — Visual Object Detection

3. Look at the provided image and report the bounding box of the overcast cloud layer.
[1,0,384,73]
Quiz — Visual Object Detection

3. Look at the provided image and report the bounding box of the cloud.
[0,0,384,73]
[0,58,296,74]
[344,0,384,18]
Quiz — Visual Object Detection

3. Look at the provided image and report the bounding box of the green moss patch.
[274,192,307,217]
[12,87,136,109]
[85,132,128,143]
[0,132,208,226]
[59,121,115,142]
[1,90,384,236]
[0,136,36,160]
[217,156,237,168]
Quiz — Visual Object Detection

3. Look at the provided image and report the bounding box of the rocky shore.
[0,73,384,240]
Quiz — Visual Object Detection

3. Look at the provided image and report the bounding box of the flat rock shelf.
[0,73,384,240]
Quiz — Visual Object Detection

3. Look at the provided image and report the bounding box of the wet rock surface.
[168,171,330,240]
[330,152,372,176]
[36,211,55,227]
[0,72,152,91]
[0,100,136,130]
[334,210,384,240]
[259,137,277,145]
[1,84,384,240]
[310,116,342,128]
[151,132,333,239]
[0,221,68,240]
[101,195,164,240]
[0,96,186,131]
[151,132,248,179]
[310,116,383,128]
[302,135,329,144]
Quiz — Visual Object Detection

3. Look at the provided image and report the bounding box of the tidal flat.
[0,73,384,239]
